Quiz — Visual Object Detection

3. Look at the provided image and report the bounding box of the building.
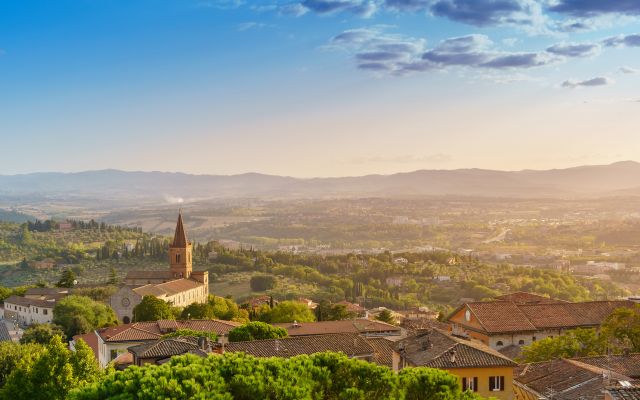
[71,319,240,368]
[29,258,57,270]
[335,300,366,317]
[110,213,209,323]
[274,319,403,338]
[514,358,637,400]
[448,293,634,350]
[3,295,56,325]
[128,336,211,366]
[396,329,517,400]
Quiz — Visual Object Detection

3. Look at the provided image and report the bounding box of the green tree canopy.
[261,300,316,323]
[228,321,288,342]
[375,309,396,325]
[53,295,117,338]
[56,268,76,288]
[519,328,606,363]
[19,323,65,345]
[180,295,249,322]
[133,296,174,322]
[315,301,356,321]
[0,336,101,400]
[602,304,640,352]
[0,342,43,388]
[249,274,276,292]
[69,352,486,400]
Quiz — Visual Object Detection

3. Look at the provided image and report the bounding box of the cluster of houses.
[3,214,640,399]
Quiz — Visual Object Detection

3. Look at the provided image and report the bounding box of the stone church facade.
[110,213,209,323]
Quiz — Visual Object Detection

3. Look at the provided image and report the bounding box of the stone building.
[110,213,209,323]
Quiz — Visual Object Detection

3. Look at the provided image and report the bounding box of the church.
[110,213,209,323]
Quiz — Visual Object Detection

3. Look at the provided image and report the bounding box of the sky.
[0,0,639,177]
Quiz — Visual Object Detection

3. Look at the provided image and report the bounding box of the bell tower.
[169,212,192,279]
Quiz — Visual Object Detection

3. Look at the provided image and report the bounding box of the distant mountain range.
[1,161,639,202]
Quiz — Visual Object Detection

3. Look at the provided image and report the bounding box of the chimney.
[449,350,456,364]
[198,336,208,351]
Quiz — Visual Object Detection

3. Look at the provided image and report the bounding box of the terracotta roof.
[132,278,204,297]
[125,270,174,280]
[24,287,69,297]
[494,292,568,304]
[97,319,240,342]
[497,344,522,360]
[336,301,366,312]
[397,329,517,369]
[274,319,401,336]
[129,336,204,359]
[607,387,640,400]
[454,300,634,334]
[224,333,374,358]
[72,332,100,360]
[171,212,188,248]
[515,359,634,400]
[4,295,56,309]
[572,354,640,379]
[366,337,395,368]
[0,323,11,342]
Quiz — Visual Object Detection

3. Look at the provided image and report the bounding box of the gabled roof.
[132,278,204,297]
[4,295,56,309]
[224,333,374,358]
[97,319,240,342]
[397,329,517,369]
[171,212,188,248]
[366,337,395,368]
[572,354,640,379]
[0,323,11,342]
[450,299,634,334]
[129,336,202,359]
[515,358,634,400]
[494,292,568,304]
[273,319,401,336]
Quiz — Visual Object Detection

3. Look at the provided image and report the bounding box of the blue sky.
[1,0,639,177]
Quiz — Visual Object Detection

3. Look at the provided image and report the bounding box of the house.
[297,298,318,309]
[110,213,209,324]
[385,276,404,287]
[514,358,636,400]
[224,333,375,361]
[3,295,56,325]
[434,275,452,282]
[0,323,12,342]
[128,336,212,366]
[393,257,409,265]
[447,294,633,350]
[396,329,517,400]
[366,337,397,369]
[72,319,240,368]
[274,319,403,338]
[24,287,69,301]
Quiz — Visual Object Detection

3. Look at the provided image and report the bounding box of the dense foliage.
[250,274,277,291]
[0,336,102,400]
[228,321,288,342]
[181,295,249,322]
[259,300,316,323]
[69,352,485,400]
[520,304,640,362]
[133,295,175,322]
[19,323,65,345]
[53,295,117,338]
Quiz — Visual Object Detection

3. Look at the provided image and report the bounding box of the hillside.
[0,161,639,203]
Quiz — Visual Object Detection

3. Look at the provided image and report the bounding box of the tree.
[180,296,249,322]
[602,304,640,352]
[228,321,288,342]
[0,336,101,400]
[133,296,174,322]
[56,268,76,288]
[376,309,396,325]
[519,328,606,363]
[315,301,355,321]
[19,324,65,345]
[250,275,276,292]
[399,368,483,400]
[261,300,316,323]
[0,342,43,387]
[107,267,118,285]
[53,295,117,338]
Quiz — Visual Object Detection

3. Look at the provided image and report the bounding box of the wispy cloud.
[561,76,614,88]
[620,66,639,74]
[237,21,272,31]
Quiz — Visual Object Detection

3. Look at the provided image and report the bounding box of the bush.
[250,275,276,292]
[228,321,288,342]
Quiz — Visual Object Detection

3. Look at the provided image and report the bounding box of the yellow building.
[396,329,517,400]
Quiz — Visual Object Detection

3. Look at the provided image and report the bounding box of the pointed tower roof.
[172,212,188,248]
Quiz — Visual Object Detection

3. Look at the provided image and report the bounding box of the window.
[532,336,537,342]
[176,254,181,263]
[489,376,505,391]
[518,339,525,345]
[462,377,478,392]
[496,341,503,347]
[110,350,118,360]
